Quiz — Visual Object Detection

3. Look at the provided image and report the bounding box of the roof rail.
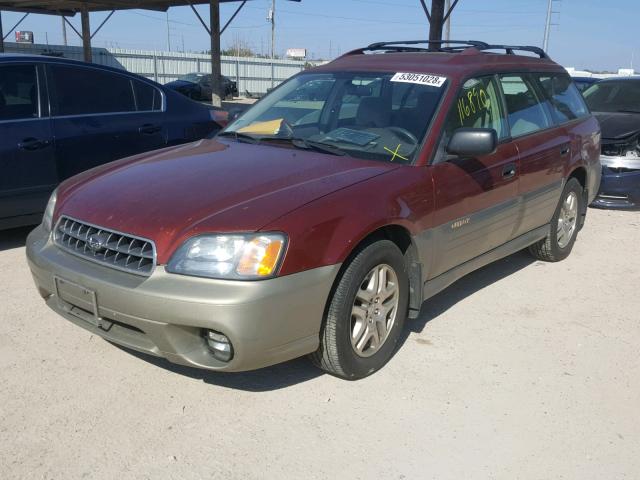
[343,40,549,59]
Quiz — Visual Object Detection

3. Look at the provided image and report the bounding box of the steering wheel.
[387,127,418,145]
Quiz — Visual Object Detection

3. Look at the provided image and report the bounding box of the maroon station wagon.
[27,41,601,379]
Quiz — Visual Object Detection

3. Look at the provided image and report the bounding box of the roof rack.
[346,40,549,59]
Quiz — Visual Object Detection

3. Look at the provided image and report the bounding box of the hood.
[595,112,640,141]
[56,139,398,263]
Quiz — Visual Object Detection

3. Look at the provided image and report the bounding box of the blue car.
[0,54,224,229]
[583,77,640,210]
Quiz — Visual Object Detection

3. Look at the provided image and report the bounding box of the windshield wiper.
[217,131,260,144]
[617,109,640,114]
[289,138,349,156]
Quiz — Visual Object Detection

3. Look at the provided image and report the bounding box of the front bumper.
[591,156,640,210]
[26,225,341,372]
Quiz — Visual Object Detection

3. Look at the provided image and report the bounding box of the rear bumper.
[26,225,341,371]
[591,162,640,210]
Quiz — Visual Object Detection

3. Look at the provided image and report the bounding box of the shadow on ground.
[0,226,33,252]
[115,346,324,392]
[405,250,536,337]
[116,250,537,391]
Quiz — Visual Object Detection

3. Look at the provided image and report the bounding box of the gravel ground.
[1,208,639,480]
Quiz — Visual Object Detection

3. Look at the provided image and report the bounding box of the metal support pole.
[91,10,115,40]
[444,0,451,41]
[153,52,158,82]
[209,0,222,107]
[543,0,552,52]
[220,0,246,35]
[428,0,445,48]
[0,10,4,53]
[81,6,92,62]
[61,15,67,46]
[270,0,275,89]
[3,13,29,41]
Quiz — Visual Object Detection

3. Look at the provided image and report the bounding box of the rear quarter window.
[133,79,162,111]
[537,74,589,123]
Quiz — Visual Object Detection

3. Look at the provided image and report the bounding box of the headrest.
[355,97,390,128]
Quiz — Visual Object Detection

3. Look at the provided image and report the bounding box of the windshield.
[178,73,207,83]
[222,71,447,163]
[583,81,640,113]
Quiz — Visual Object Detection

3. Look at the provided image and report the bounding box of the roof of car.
[0,53,161,84]
[314,41,564,79]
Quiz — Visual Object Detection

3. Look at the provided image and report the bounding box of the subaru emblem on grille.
[87,234,108,252]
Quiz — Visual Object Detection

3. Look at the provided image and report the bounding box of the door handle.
[560,144,570,157]
[502,163,517,179]
[18,138,51,151]
[139,124,161,135]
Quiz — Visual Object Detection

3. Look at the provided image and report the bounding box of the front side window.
[582,81,640,113]
[51,65,136,116]
[537,74,589,123]
[222,72,448,164]
[0,64,39,121]
[499,75,552,137]
[444,76,507,139]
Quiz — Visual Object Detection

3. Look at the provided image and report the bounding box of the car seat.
[355,97,390,128]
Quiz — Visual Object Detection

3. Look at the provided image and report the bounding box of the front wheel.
[310,240,409,379]
[528,177,583,262]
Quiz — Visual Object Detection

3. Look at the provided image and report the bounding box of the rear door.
[429,75,520,277]
[47,63,167,181]
[0,62,57,221]
[498,74,566,236]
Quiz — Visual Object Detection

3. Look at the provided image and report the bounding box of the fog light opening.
[205,330,234,362]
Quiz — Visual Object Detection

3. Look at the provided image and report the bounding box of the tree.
[222,36,255,57]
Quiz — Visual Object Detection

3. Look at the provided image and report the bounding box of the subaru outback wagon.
[27,41,601,380]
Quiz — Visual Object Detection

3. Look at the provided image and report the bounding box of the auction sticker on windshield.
[390,72,446,87]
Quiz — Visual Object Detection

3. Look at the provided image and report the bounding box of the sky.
[0,0,637,72]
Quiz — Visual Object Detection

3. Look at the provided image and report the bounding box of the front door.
[429,75,520,278]
[0,63,57,222]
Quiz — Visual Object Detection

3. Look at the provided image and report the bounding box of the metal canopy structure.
[0,0,301,105]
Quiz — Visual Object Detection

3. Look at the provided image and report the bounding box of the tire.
[528,177,583,262]
[310,240,409,380]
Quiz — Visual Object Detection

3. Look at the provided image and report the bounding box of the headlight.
[166,233,287,280]
[42,189,58,232]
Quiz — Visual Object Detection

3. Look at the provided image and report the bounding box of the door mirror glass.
[446,128,497,157]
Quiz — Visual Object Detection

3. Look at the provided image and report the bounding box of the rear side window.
[133,79,162,111]
[50,65,135,116]
[444,76,507,139]
[499,75,552,137]
[0,64,39,121]
[537,74,589,123]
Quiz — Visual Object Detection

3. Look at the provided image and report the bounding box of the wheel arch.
[331,223,424,319]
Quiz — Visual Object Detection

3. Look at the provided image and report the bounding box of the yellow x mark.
[383,144,409,162]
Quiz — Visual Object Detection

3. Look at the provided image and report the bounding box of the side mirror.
[446,128,498,158]
[228,108,243,122]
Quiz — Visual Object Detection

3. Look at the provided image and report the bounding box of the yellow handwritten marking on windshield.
[237,118,284,135]
[384,144,409,162]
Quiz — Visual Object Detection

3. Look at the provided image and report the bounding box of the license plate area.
[54,276,108,329]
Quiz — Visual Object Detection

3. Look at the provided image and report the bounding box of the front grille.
[54,216,156,276]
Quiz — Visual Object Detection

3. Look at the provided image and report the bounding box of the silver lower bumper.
[26,225,341,372]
